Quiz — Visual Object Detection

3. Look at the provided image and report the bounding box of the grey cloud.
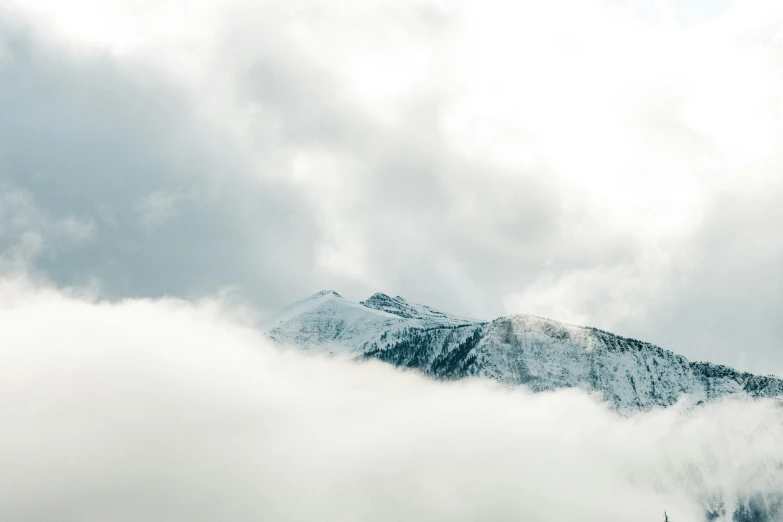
[635,188,783,372]
[135,189,186,230]
[231,39,568,311]
[0,25,328,312]
[240,55,568,313]
[1,2,782,377]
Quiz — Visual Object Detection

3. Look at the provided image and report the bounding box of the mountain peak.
[360,292,478,325]
[362,292,397,305]
[361,292,420,319]
[310,290,343,299]
[264,290,783,414]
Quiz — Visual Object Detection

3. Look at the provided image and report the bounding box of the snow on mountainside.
[263,291,783,521]
[262,290,483,354]
[263,291,783,413]
[360,293,477,326]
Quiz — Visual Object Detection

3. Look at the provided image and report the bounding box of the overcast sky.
[1,0,782,375]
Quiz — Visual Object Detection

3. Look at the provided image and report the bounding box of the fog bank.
[0,278,781,521]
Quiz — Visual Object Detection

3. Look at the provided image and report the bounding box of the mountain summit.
[262,291,783,413]
[360,292,477,325]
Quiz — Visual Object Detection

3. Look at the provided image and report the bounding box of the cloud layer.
[0,0,782,373]
[1,278,782,522]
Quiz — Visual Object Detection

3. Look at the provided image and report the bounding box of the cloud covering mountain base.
[1,278,781,522]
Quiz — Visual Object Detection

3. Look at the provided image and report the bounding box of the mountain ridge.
[262,290,783,413]
[262,290,783,522]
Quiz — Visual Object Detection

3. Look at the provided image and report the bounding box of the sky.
[1,277,781,522]
[1,0,782,375]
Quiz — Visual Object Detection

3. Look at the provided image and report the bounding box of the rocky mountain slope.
[263,290,783,414]
[263,291,783,521]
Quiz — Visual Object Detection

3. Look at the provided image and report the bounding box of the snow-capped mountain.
[264,290,783,521]
[263,290,783,413]
[261,290,480,354]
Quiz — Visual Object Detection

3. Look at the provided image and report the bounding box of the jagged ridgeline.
[262,291,783,522]
[262,290,783,414]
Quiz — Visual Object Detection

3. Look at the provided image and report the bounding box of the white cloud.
[56,216,95,242]
[135,189,186,230]
[0,33,11,68]
[0,186,46,270]
[0,186,96,272]
[0,278,781,522]
[503,247,689,329]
